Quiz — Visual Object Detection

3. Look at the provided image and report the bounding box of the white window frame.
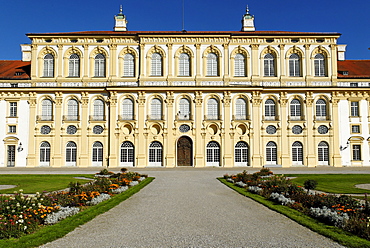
[235,98,247,120]
[93,99,105,120]
[122,98,134,120]
[266,141,277,165]
[351,101,359,117]
[352,145,361,161]
[123,53,135,77]
[264,53,275,77]
[150,98,162,120]
[318,141,329,165]
[67,99,79,120]
[66,142,77,166]
[265,99,276,119]
[40,141,51,166]
[234,53,246,77]
[207,53,218,76]
[92,142,103,166]
[292,141,303,165]
[151,53,162,76]
[42,99,53,120]
[316,99,327,119]
[94,54,106,77]
[120,141,134,167]
[289,53,300,77]
[179,53,190,76]
[235,141,248,166]
[290,99,301,119]
[206,141,220,166]
[314,53,326,77]
[207,98,219,120]
[148,141,162,166]
[9,102,17,117]
[179,98,190,120]
[69,54,80,77]
[43,54,54,77]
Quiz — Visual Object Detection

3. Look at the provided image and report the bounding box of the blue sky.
[1,0,369,60]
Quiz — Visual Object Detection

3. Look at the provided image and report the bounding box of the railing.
[36,115,53,121]
[204,115,222,121]
[89,115,106,121]
[176,114,193,121]
[147,115,164,121]
[119,115,135,121]
[233,115,250,121]
[63,115,80,121]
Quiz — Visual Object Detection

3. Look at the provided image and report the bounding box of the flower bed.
[0,169,147,239]
[224,169,370,241]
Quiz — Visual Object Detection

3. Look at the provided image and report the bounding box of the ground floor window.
[318,141,329,165]
[149,141,162,166]
[352,145,361,161]
[292,141,303,164]
[121,141,134,166]
[66,141,77,163]
[92,142,103,162]
[207,141,220,166]
[40,141,50,163]
[235,141,248,166]
[266,141,277,164]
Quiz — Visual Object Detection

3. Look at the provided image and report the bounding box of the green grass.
[285,174,370,194]
[0,175,95,194]
[219,178,370,248]
[0,177,154,248]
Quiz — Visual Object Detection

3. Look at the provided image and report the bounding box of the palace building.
[1,6,370,168]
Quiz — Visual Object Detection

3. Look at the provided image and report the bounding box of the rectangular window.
[351,125,360,133]
[352,145,361,161]
[8,126,16,133]
[350,102,359,117]
[9,102,17,117]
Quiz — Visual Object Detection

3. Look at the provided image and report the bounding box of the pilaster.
[79,92,89,167]
[109,44,118,78]
[305,92,316,167]
[136,91,146,167]
[108,91,118,167]
[26,92,37,167]
[251,91,263,167]
[194,91,204,166]
[222,91,232,166]
[279,92,290,166]
[165,91,175,167]
[331,96,342,166]
[53,92,63,167]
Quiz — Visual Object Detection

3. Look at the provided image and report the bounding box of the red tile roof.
[338,60,370,79]
[0,61,31,80]
[27,30,341,37]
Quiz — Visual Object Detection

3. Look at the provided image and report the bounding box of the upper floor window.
[316,99,327,117]
[289,53,300,77]
[234,53,246,77]
[351,101,359,117]
[69,54,80,77]
[151,98,162,120]
[151,53,162,76]
[93,99,104,120]
[264,53,275,77]
[314,53,326,77]
[265,99,276,117]
[179,53,190,76]
[43,54,54,77]
[94,54,106,77]
[207,53,218,76]
[235,98,247,120]
[123,53,135,77]
[9,102,17,117]
[207,98,219,120]
[290,99,301,117]
[178,98,190,120]
[122,98,134,120]
[41,99,53,120]
[67,99,79,120]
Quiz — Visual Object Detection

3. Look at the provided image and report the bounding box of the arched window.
[43,54,54,77]
[122,98,134,120]
[264,53,275,77]
[265,99,276,119]
[66,141,77,163]
[289,53,300,77]
[69,54,80,77]
[314,53,326,77]
[266,141,277,164]
[92,142,103,163]
[121,141,134,166]
[179,98,190,120]
[207,53,218,76]
[41,99,53,121]
[40,142,50,163]
[206,141,220,166]
[234,53,246,77]
[235,98,247,120]
[151,98,162,120]
[290,99,301,118]
[149,141,162,166]
[123,53,135,77]
[151,53,162,76]
[318,141,329,165]
[94,54,105,77]
[93,99,104,121]
[235,141,248,166]
[179,53,190,76]
[207,98,219,120]
[292,141,303,164]
[316,99,327,118]
[67,99,79,121]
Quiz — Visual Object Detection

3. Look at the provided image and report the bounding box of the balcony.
[233,115,250,121]
[176,114,193,121]
[119,115,135,121]
[63,115,80,121]
[147,115,164,121]
[314,115,331,121]
[204,115,222,121]
[89,115,106,121]
[288,115,305,121]
[36,115,53,121]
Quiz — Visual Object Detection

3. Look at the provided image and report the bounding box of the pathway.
[40,170,344,248]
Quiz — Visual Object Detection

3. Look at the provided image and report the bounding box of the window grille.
[207,53,218,76]
[40,142,51,162]
[93,99,104,119]
[10,102,17,117]
[318,141,329,162]
[67,99,79,119]
[121,142,134,163]
[179,53,190,76]
[123,53,135,77]
[234,53,245,77]
[122,98,134,120]
[151,98,162,120]
[266,141,277,162]
[151,53,162,76]
[94,54,105,77]
[43,54,54,77]
[289,53,300,77]
[316,99,327,117]
[292,141,303,162]
[290,99,301,117]
[42,99,53,119]
[207,142,220,163]
[69,54,80,77]
[66,142,77,162]
[149,141,162,163]
[265,99,276,117]
[92,142,103,162]
[314,54,325,77]
[264,53,275,77]
[352,125,360,133]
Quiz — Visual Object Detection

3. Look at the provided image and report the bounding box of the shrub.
[304,179,318,194]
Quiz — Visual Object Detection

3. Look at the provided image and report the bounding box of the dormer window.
[14,72,24,76]
[342,71,349,75]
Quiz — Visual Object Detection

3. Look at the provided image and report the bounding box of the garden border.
[219,178,370,248]
[0,177,154,248]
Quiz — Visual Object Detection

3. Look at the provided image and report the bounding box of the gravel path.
[41,170,344,248]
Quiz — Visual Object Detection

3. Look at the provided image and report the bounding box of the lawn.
[286,174,370,194]
[0,174,95,194]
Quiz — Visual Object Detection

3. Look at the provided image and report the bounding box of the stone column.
[167,44,173,79]
[279,92,290,166]
[108,91,118,167]
[165,91,175,167]
[83,44,89,78]
[53,92,63,167]
[195,44,201,84]
[109,44,118,79]
[31,45,38,79]
[304,44,310,78]
[331,95,342,166]
[222,91,232,166]
[57,44,63,78]
[279,44,285,78]
[223,43,230,84]
[139,44,145,79]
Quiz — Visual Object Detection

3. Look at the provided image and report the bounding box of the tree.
[304,179,318,194]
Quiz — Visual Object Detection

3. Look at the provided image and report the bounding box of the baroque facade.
[1,7,370,168]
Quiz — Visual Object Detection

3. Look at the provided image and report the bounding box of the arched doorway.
[177,136,193,166]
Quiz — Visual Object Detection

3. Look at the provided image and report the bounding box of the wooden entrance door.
[177,137,192,166]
